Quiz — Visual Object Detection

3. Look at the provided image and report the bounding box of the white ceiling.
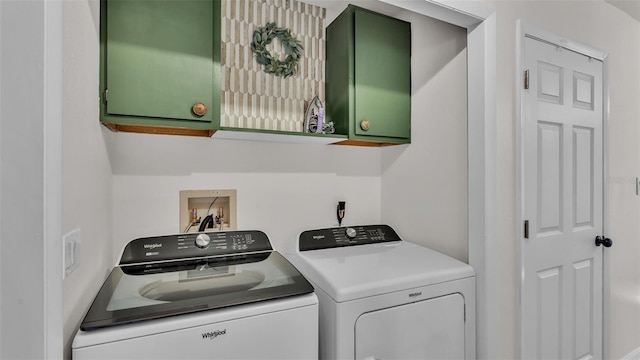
[606,0,640,22]
[306,1,640,27]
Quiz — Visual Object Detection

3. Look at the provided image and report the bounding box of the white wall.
[485,1,640,358]
[57,1,640,359]
[0,1,3,353]
[62,1,113,359]
[0,0,63,358]
[109,135,381,256]
[381,9,468,262]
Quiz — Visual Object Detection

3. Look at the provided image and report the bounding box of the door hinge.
[524,220,529,239]
[524,70,530,90]
[103,89,108,105]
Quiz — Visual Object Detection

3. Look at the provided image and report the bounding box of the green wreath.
[250,22,303,78]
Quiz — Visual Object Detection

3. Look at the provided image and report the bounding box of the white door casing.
[521,33,606,360]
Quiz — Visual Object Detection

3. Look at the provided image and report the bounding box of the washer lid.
[80,251,313,330]
[290,240,474,303]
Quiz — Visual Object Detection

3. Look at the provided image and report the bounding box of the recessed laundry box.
[286,224,475,360]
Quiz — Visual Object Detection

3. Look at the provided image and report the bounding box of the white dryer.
[287,225,475,360]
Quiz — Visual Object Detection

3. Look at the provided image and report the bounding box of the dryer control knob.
[195,233,211,248]
[345,227,357,239]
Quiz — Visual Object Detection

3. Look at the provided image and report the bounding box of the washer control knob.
[345,227,357,239]
[195,233,211,248]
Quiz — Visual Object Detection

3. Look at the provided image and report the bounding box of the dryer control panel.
[299,224,401,251]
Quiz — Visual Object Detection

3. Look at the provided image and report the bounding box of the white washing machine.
[73,230,318,359]
[286,224,475,360]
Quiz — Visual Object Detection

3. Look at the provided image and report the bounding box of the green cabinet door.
[325,6,411,145]
[101,0,220,133]
[354,9,411,139]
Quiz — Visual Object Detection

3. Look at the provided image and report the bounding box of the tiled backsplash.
[221,0,326,131]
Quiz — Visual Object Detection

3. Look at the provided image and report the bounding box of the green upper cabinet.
[326,6,411,146]
[100,0,221,136]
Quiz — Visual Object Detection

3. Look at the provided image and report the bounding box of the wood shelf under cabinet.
[213,127,347,144]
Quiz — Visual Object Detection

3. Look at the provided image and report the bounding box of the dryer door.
[355,293,465,360]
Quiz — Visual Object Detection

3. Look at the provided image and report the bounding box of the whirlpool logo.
[143,243,162,250]
[409,291,422,299]
[202,329,226,340]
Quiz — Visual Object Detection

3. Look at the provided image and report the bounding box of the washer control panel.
[299,224,401,251]
[119,230,272,265]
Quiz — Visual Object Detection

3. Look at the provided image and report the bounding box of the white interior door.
[522,35,605,360]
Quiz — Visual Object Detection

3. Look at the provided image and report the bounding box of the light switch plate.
[63,229,81,278]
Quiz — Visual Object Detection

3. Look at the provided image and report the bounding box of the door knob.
[595,236,613,248]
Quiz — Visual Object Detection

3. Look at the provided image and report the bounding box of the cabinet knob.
[192,102,208,117]
[360,119,370,131]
